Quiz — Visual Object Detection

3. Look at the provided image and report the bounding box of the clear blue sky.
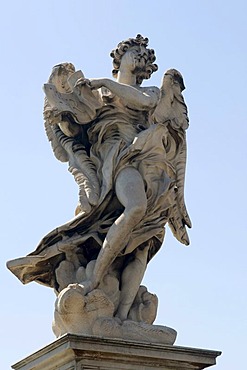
[1,1,247,369]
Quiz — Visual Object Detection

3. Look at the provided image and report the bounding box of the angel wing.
[153,69,192,245]
[43,63,101,214]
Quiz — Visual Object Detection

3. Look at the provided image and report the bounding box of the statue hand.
[74,77,91,88]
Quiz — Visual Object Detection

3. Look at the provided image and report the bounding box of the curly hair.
[110,34,158,85]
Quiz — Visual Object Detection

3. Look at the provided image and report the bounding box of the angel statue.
[7,34,191,344]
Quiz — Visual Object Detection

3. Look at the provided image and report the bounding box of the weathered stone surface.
[7,34,192,342]
[11,334,221,370]
[52,284,176,345]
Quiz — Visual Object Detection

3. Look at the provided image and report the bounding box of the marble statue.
[7,34,191,344]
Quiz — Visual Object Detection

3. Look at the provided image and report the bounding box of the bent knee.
[126,203,146,223]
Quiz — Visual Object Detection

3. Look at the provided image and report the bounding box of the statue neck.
[117,70,137,86]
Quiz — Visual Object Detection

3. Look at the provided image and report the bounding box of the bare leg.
[116,246,149,320]
[86,167,147,293]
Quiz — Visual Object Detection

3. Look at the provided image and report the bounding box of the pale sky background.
[1,1,247,369]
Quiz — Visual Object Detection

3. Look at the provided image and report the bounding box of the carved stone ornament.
[7,34,191,345]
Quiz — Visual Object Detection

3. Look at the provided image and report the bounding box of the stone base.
[12,334,221,370]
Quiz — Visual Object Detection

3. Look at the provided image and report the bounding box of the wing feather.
[44,98,69,162]
[153,69,191,245]
[52,124,100,214]
[43,63,100,214]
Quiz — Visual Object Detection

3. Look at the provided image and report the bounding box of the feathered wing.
[43,63,101,214]
[44,98,69,162]
[153,69,192,245]
[55,126,101,213]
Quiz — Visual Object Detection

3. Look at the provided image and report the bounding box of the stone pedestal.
[12,334,221,370]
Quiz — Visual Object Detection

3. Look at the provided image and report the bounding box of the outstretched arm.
[89,78,159,111]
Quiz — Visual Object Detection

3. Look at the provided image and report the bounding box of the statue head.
[110,34,158,85]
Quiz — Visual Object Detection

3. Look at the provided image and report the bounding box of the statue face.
[120,45,148,74]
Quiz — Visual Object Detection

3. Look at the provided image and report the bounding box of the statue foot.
[68,280,96,295]
[115,310,128,322]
